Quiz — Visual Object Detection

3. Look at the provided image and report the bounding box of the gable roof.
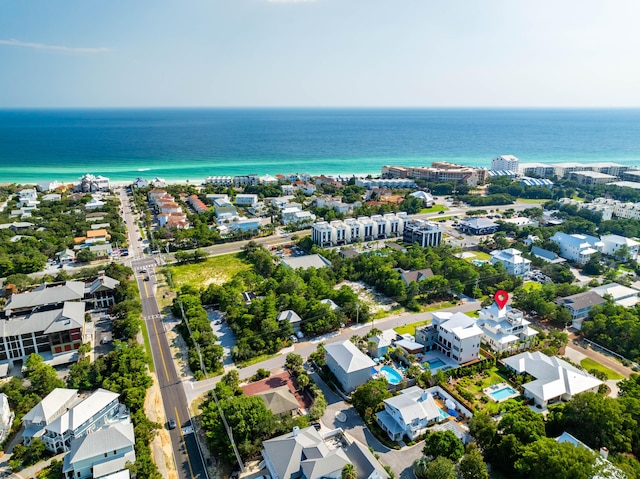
[531,246,566,263]
[5,281,85,312]
[85,275,120,295]
[64,421,134,466]
[2,302,85,337]
[47,389,120,435]
[23,388,78,425]
[384,386,440,424]
[438,312,484,339]
[325,341,375,373]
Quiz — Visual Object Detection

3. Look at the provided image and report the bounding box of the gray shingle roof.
[5,281,84,312]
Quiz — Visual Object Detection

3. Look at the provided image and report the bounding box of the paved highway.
[118,189,208,479]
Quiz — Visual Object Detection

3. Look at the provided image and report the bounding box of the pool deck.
[483,382,520,402]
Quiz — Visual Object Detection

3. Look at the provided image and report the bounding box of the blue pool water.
[490,386,518,401]
[437,408,449,421]
[426,359,446,370]
[379,366,403,385]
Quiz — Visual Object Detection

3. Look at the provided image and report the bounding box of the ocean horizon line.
[3,106,640,111]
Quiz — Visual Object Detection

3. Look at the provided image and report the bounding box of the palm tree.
[342,464,357,479]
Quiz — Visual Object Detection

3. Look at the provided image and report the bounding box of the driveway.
[310,370,423,478]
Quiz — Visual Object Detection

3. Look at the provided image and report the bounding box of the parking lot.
[92,310,115,355]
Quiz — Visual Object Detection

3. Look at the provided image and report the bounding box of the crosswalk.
[145,314,163,321]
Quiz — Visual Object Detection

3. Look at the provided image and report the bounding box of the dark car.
[168,418,177,429]
[144,276,150,281]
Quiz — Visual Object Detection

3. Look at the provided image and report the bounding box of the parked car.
[168,418,177,430]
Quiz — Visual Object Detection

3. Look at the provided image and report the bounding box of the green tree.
[285,353,304,374]
[23,354,65,397]
[458,444,488,479]
[468,413,497,451]
[342,463,357,479]
[514,437,599,479]
[419,457,456,479]
[422,430,464,462]
[351,378,392,419]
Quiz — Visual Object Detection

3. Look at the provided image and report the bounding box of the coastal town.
[1,155,640,479]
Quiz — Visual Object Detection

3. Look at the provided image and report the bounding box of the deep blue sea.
[0,108,639,184]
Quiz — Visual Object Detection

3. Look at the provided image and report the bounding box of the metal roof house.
[325,341,375,393]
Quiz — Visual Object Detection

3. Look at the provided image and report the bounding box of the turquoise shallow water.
[1,108,639,184]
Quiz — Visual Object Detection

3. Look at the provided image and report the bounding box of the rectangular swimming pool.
[490,386,518,401]
[426,358,446,370]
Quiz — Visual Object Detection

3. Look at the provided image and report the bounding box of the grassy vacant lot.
[580,358,625,380]
[516,198,546,204]
[169,253,252,290]
[420,204,449,213]
[463,251,491,263]
[394,320,430,336]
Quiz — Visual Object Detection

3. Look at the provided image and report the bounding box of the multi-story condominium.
[490,248,531,277]
[476,303,538,353]
[281,206,316,225]
[402,219,443,247]
[518,163,556,178]
[205,176,233,186]
[570,171,618,185]
[491,155,519,172]
[311,213,410,247]
[549,232,602,264]
[186,194,209,213]
[559,197,614,221]
[355,178,417,189]
[233,174,260,187]
[592,197,640,220]
[416,312,483,364]
[235,194,259,207]
[382,163,487,186]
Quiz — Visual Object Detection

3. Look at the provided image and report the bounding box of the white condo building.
[311,213,409,247]
[491,155,519,172]
[549,232,602,264]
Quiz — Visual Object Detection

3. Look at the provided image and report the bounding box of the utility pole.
[356,303,360,325]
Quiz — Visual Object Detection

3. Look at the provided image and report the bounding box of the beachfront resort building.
[490,248,531,277]
[324,341,375,393]
[502,351,602,408]
[491,155,519,172]
[382,163,488,186]
[476,303,538,353]
[77,174,110,193]
[416,312,483,365]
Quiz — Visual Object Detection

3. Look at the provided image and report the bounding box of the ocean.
[0,108,639,184]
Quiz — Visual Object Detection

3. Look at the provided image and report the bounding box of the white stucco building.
[476,303,538,353]
[324,341,375,393]
[415,312,483,365]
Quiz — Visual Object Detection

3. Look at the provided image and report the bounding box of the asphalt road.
[119,190,208,479]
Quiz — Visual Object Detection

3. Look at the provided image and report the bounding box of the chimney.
[292,426,300,437]
[600,447,609,460]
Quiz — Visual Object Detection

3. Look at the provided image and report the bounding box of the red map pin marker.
[494,290,509,309]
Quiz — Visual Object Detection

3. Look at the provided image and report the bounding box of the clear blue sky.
[1,0,639,108]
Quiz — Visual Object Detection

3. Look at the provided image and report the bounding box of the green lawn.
[423,301,456,312]
[571,196,585,202]
[236,353,280,369]
[394,320,430,336]
[168,253,252,290]
[420,204,449,213]
[463,250,491,263]
[516,198,545,204]
[580,358,625,380]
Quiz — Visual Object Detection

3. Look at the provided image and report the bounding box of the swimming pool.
[379,366,403,385]
[489,386,518,402]
[426,358,446,370]
[437,407,449,421]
